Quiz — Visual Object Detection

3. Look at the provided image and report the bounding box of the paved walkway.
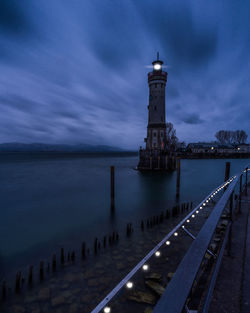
[209,185,250,313]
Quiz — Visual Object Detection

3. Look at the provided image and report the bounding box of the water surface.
[0,154,248,277]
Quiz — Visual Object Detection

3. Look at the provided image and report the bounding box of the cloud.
[0,0,32,37]
[0,0,249,148]
[182,113,204,125]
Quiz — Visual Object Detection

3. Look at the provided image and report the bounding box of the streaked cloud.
[0,0,249,148]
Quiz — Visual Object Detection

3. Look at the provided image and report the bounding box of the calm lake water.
[0,154,248,278]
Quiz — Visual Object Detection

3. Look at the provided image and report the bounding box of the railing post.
[229,192,233,222]
[110,166,115,210]
[227,193,233,256]
[176,158,181,198]
[239,174,242,213]
[245,167,248,196]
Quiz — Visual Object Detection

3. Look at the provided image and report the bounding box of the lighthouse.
[138,53,176,171]
[146,52,167,150]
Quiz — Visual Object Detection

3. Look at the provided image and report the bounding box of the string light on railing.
[126,281,133,289]
[91,170,250,313]
[155,251,161,257]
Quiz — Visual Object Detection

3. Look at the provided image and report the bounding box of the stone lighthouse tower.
[146,52,167,150]
[137,53,176,171]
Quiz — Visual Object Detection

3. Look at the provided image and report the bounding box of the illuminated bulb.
[142,264,149,271]
[186,219,190,223]
[182,225,185,228]
[192,214,195,218]
[153,63,162,70]
[166,240,171,245]
[126,281,133,289]
[200,206,202,209]
[203,203,206,206]
[155,251,161,257]
[174,232,178,236]
[206,200,208,203]
[104,307,111,313]
[196,210,199,213]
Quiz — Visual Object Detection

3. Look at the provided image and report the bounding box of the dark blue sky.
[0,0,249,149]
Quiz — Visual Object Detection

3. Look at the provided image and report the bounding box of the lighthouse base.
[137,148,176,171]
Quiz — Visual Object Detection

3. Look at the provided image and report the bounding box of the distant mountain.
[0,142,125,153]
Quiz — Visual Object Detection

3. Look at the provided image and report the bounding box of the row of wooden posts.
[1,199,193,302]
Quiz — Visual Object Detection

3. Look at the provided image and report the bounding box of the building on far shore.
[185,142,250,155]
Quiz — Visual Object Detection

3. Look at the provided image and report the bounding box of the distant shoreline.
[0,151,138,158]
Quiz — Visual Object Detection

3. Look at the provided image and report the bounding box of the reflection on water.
[0,154,248,276]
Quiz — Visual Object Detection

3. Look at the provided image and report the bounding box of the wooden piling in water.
[176,157,181,198]
[94,238,98,254]
[71,251,75,262]
[141,220,144,231]
[60,248,65,265]
[81,242,86,259]
[39,261,44,281]
[160,212,164,223]
[224,162,231,192]
[110,166,115,210]
[28,265,33,285]
[2,281,6,301]
[52,254,56,272]
[15,272,21,293]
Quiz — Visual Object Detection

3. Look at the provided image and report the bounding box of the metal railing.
[91,164,250,313]
[153,164,250,313]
